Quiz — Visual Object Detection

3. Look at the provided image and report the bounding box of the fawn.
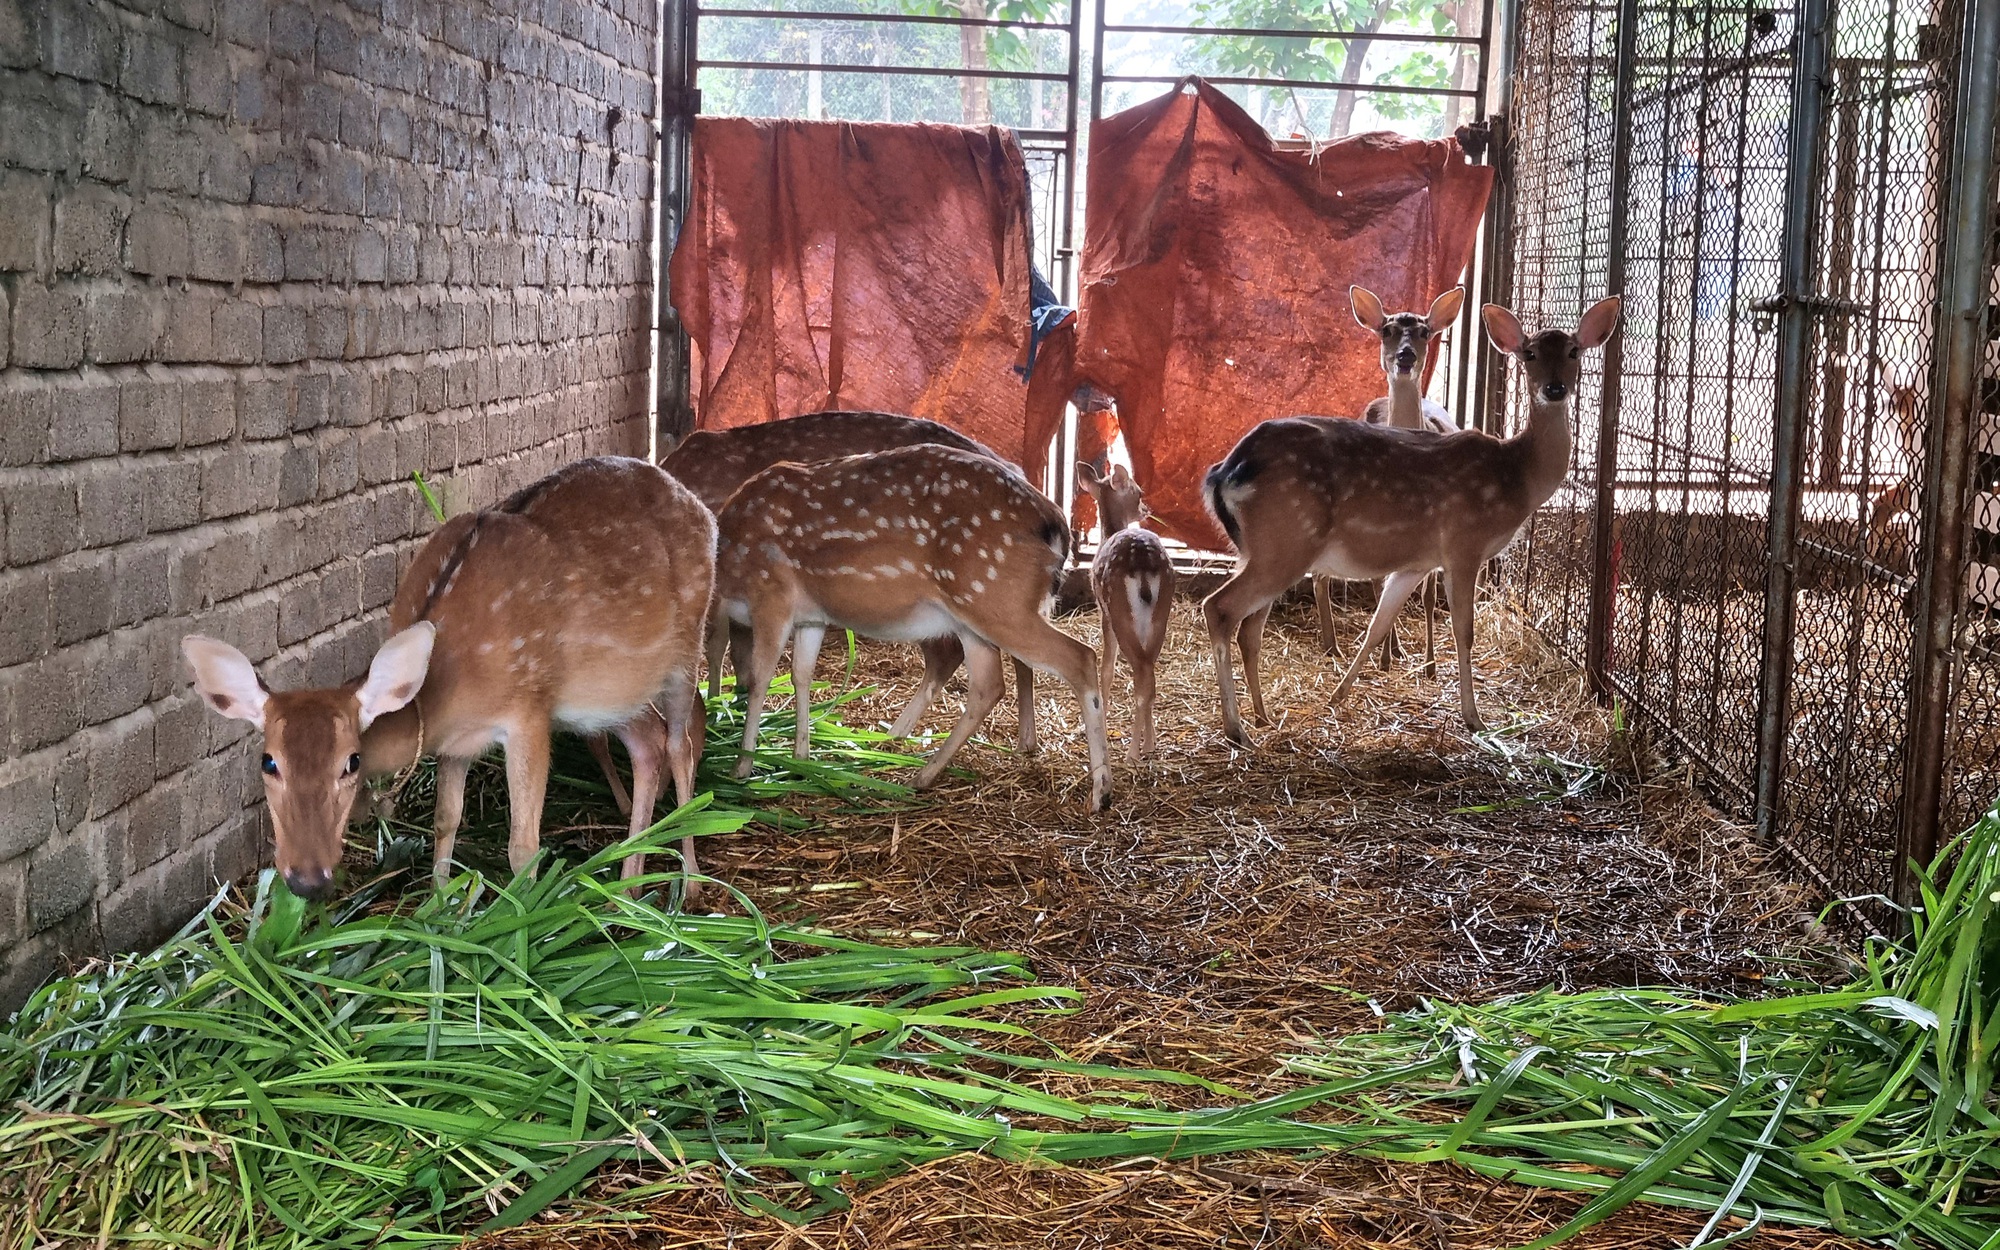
[184,457,716,898]
[1202,296,1622,744]
[1313,286,1467,665]
[1077,461,1175,761]
[660,411,1042,751]
[712,443,1112,809]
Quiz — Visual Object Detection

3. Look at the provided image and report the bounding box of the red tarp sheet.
[669,117,1037,464]
[1052,80,1495,546]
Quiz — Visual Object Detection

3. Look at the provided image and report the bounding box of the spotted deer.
[1312,285,1466,664]
[713,443,1111,809]
[1076,461,1175,760]
[1202,296,1621,744]
[660,411,1042,750]
[184,458,716,899]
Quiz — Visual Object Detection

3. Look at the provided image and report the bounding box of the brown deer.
[712,443,1111,809]
[184,457,716,899]
[1865,383,1924,551]
[1202,295,1621,744]
[1076,461,1175,760]
[1314,286,1469,670]
[659,411,1041,751]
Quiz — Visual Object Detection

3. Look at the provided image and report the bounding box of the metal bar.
[1101,20,1484,47]
[1583,0,1639,700]
[700,59,1071,81]
[1753,0,1835,844]
[1090,0,1106,123]
[655,0,699,448]
[1062,0,1080,299]
[1897,0,2000,906]
[700,6,1072,30]
[1476,0,1523,438]
[1098,72,1479,98]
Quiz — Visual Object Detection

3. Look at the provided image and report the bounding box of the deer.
[1865,382,1924,552]
[1076,460,1175,761]
[183,457,716,900]
[1311,286,1467,668]
[1201,295,1621,745]
[711,442,1112,810]
[659,411,1042,753]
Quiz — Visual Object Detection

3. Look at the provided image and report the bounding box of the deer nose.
[284,866,336,901]
[1542,381,1567,401]
[1395,347,1417,368]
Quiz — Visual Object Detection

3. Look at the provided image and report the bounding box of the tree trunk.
[1328,0,1394,139]
[958,0,992,124]
[1442,0,1477,136]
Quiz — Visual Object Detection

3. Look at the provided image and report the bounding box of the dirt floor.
[472,590,1860,1250]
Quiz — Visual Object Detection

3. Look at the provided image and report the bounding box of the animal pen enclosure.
[1495,0,2000,917]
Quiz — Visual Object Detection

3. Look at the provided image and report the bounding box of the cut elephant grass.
[2,691,1997,1248]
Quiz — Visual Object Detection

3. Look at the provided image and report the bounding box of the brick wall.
[0,0,658,1007]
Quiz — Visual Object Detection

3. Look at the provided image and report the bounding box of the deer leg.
[584,732,631,818]
[1202,564,1295,749]
[790,624,826,760]
[1313,576,1338,655]
[1375,578,1401,670]
[912,636,1007,791]
[1106,603,1153,762]
[1097,605,1120,714]
[431,755,472,888]
[659,678,705,886]
[978,616,1112,812]
[502,724,553,879]
[1446,562,1485,732]
[705,609,732,703]
[614,710,667,884]
[1014,658,1038,756]
[1238,604,1275,726]
[727,622,754,702]
[888,637,956,740]
[734,616,794,780]
[1332,569,1428,707]
[1423,574,1438,681]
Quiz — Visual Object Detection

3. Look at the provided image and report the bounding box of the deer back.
[715,443,1068,636]
[383,457,716,754]
[661,412,1000,511]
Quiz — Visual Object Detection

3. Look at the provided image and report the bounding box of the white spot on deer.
[898,558,917,573]
[970,579,985,593]
[478,641,495,655]
[511,636,527,650]
[876,517,889,529]
[986,565,998,580]
[989,507,1002,520]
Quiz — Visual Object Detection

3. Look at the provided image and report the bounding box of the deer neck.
[360,701,423,777]
[1385,371,1426,429]
[1516,396,1575,504]
[1098,497,1142,534]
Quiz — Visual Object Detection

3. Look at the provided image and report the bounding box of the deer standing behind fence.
[1077,461,1175,760]
[1865,383,1925,553]
[184,457,716,898]
[659,412,1042,751]
[713,443,1112,810]
[1202,296,1622,744]
[1311,286,1466,668]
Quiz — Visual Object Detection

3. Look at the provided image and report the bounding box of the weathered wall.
[0,0,658,1006]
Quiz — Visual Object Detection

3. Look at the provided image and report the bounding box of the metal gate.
[1501,0,2000,915]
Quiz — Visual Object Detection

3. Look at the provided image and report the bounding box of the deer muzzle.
[284,865,336,901]
[1542,382,1567,401]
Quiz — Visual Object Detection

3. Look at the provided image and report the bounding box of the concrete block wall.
[0,0,658,1007]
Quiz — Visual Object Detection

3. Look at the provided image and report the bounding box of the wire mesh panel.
[1500,0,1993,911]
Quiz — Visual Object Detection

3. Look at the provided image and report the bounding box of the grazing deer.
[1312,286,1466,666]
[184,457,716,899]
[1866,383,1924,551]
[660,411,1041,751]
[1077,461,1175,760]
[1202,296,1621,744]
[713,443,1111,809]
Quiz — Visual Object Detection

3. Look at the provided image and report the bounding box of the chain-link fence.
[1499,0,2000,918]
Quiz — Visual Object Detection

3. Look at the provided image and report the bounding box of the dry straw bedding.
[478,591,1856,1250]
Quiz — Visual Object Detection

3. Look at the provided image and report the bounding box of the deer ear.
[1350,285,1387,331]
[1075,460,1103,490]
[1109,463,1137,489]
[1576,295,1622,349]
[1427,287,1465,330]
[1481,304,1526,354]
[357,623,435,730]
[184,636,269,730]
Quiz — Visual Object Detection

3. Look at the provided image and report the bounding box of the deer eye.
[261,754,280,778]
[1569,347,1580,358]
[345,753,362,776]
[1521,351,1535,361]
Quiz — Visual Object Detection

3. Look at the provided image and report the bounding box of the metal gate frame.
[1496,0,2000,913]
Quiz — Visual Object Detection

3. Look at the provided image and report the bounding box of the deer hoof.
[1088,773,1112,812]
[1223,724,1256,750]
[732,755,755,780]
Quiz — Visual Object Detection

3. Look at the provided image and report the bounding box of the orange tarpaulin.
[1071,80,1494,546]
[669,117,1036,462]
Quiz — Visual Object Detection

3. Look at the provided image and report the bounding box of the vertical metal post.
[1896,0,2000,904]
[1753,0,1834,842]
[1089,0,1107,126]
[1583,0,1640,698]
[1476,0,1524,438]
[1060,0,1083,299]
[655,0,700,448]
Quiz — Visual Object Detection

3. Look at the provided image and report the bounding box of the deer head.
[1480,296,1623,406]
[183,624,435,899]
[1076,460,1147,534]
[1352,286,1466,379]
